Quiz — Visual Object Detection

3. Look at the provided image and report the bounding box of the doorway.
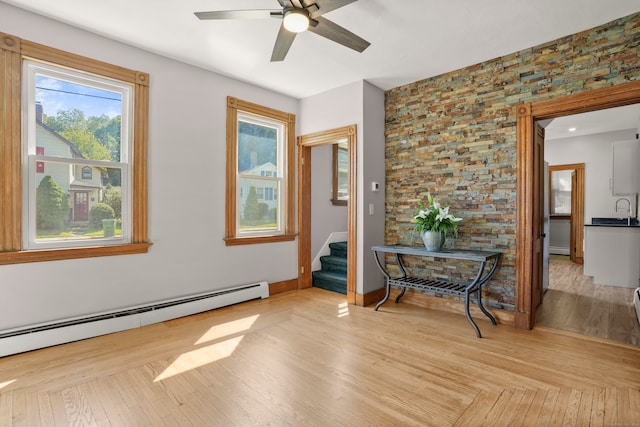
[298,125,357,304]
[516,79,640,329]
[73,191,89,222]
[547,163,584,264]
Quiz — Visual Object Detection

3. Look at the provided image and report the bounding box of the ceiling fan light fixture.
[283,9,309,33]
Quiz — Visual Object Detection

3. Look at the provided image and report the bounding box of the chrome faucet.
[615,197,632,226]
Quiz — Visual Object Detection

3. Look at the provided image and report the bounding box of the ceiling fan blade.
[305,0,358,18]
[271,24,297,62]
[195,10,279,20]
[307,16,370,53]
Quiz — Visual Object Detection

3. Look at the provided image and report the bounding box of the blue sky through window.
[35,75,122,119]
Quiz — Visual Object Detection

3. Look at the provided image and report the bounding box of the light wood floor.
[1,288,639,426]
[536,255,640,346]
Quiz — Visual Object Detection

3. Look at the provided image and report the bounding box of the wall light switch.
[369,203,374,215]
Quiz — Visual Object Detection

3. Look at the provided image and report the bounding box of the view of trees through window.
[237,119,281,233]
[31,71,125,243]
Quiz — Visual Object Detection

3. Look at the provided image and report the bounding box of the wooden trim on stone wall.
[516,79,640,329]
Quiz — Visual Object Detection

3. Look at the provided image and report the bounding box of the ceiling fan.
[194,0,370,61]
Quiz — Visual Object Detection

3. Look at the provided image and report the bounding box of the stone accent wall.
[384,12,640,310]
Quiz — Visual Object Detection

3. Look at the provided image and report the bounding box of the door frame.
[547,163,585,264]
[298,125,357,304]
[516,80,640,329]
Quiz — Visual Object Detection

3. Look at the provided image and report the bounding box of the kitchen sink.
[591,217,639,226]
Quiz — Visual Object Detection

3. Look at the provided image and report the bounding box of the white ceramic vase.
[421,230,445,251]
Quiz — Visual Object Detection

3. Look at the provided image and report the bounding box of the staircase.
[312,241,347,294]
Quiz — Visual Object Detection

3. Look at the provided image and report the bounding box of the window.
[24,59,130,250]
[332,140,349,206]
[0,32,150,264]
[225,97,295,245]
[82,166,93,180]
[549,168,573,216]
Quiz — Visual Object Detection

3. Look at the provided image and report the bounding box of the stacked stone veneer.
[384,12,640,310]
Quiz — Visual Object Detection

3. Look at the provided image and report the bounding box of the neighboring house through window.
[0,32,150,264]
[224,97,295,245]
[82,166,92,180]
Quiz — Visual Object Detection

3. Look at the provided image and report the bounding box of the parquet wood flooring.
[1,288,639,426]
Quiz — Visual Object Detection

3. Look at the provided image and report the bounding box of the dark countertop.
[585,217,640,227]
[585,223,640,227]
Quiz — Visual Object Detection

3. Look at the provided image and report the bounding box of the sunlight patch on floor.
[154,336,244,381]
[338,301,349,318]
[0,379,16,390]
[154,314,260,382]
[195,314,259,345]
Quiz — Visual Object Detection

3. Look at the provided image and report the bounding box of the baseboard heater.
[0,281,268,358]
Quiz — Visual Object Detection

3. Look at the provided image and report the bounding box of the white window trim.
[21,59,133,250]
[235,112,286,238]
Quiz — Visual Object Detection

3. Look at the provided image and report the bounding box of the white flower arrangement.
[412,192,463,237]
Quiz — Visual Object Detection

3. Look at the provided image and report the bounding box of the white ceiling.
[3,0,640,99]
[546,104,640,141]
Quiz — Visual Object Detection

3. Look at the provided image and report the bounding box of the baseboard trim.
[356,287,387,307]
[378,288,515,327]
[269,278,298,295]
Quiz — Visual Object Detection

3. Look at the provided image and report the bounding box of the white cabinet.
[611,139,640,195]
[584,226,640,288]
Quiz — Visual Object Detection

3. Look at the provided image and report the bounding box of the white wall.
[299,80,386,294]
[310,144,348,260]
[545,128,637,222]
[361,81,386,294]
[0,3,299,331]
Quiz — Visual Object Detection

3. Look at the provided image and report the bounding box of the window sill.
[224,234,296,246]
[0,243,153,265]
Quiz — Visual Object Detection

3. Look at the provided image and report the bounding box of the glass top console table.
[371,245,501,338]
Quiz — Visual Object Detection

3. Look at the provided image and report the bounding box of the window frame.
[225,96,295,246]
[548,164,575,219]
[82,166,93,180]
[331,140,349,206]
[0,31,151,264]
[23,59,132,250]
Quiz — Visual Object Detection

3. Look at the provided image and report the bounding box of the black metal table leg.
[393,253,408,303]
[371,246,501,338]
[474,258,499,325]
[464,290,482,338]
[373,250,391,311]
[477,287,497,325]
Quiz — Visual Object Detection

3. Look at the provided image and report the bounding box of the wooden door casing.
[516,79,640,330]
